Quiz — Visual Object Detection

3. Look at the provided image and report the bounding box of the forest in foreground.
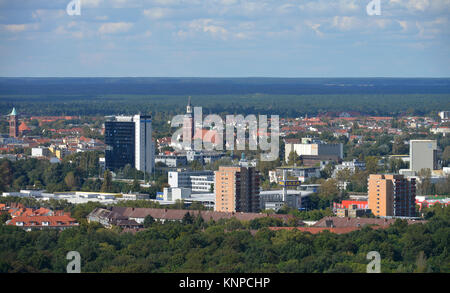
[0,204,448,273]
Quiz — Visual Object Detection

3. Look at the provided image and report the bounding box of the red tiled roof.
[8,215,78,228]
[19,122,31,132]
[193,129,218,144]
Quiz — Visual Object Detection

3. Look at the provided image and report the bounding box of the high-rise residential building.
[368,174,416,218]
[105,114,154,175]
[8,108,19,138]
[410,140,438,173]
[214,166,260,213]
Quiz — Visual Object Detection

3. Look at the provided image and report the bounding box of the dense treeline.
[0,204,448,273]
[0,153,162,196]
[1,93,449,118]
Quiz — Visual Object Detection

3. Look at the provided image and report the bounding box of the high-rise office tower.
[368,174,416,218]
[8,108,18,138]
[215,166,260,213]
[410,140,438,173]
[135,114,154,175]
[105,114,154,175]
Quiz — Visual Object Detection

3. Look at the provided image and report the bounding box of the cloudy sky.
[0,0,449,77]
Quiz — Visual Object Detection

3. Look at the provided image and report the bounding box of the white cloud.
[3,23,39,33]
[143,8,171,19]
[98,22,133,34]
[305,21,323,37]
[188,19,228,39]
[331,16,359,31]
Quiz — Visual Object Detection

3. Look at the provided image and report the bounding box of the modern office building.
[168,170,215,193]
[368,174,416,218]
[410,140,438,173]
[135,115,154,175]
[105,115,154,175]
[215,166,260,213]
[155,154,188,167]
[8,108,19,138]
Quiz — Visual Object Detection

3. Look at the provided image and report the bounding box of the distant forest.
[0,78,449,117]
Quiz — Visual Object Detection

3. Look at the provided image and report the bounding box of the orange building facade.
[215,166,260,213]
[368,174,416,217]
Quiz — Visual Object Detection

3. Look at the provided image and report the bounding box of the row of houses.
[1,202,79,231]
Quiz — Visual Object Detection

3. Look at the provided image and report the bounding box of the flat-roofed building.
[368,174,416,218]
[215,166,260,213]
[410,140,438,173]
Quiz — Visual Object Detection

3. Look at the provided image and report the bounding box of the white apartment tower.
[134,114,154,175]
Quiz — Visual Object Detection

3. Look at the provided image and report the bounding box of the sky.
[0,0,449,77]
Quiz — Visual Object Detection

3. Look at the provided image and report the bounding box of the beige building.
[410,140,438,173]
[214,166,260,213]
[368,174,416,217]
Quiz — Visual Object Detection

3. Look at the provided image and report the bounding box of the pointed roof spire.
[186,96,192,114]
[8,107,17,116]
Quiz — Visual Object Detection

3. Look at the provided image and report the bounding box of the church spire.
[186,96,192,114]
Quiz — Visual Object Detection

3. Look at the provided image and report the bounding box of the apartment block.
[215,166,260,213]
[368,174,416,218]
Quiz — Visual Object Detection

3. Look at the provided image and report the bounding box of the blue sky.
[0,0,449,77]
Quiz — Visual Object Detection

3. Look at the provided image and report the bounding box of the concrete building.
[368,174,416,218]
[259,189,315,212]
[215,166,260,213]
[410,140,438,173]
[32,147,50,158]
[333,159,366,177]
[105,114,154,175]
[168,170,215,193]
[162,187,191,202]
[272,166,321,183]
[155,154,187,167]
[285,140,343,164]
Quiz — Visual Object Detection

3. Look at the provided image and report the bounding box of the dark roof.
[313,217,426,228]
[109,207,293,222]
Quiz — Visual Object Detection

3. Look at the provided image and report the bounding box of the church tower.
[182,97,194,149]
[8,108,18,138]
[186,96,192,115]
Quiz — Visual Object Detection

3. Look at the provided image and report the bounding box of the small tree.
[131,178,140,193]
[101,170,113,193]
[143,215,155,228]
[182,212,194,224]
